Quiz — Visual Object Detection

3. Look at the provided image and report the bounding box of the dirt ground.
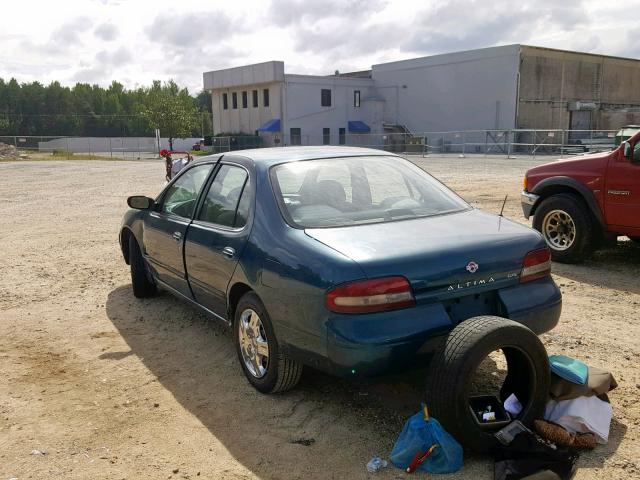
[1,155,638,480]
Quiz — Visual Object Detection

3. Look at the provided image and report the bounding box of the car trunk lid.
[305,209,546,303]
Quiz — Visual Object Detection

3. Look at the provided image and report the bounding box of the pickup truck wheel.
[533,194,594,263]
[424,316,550,453]
[129,238,157,298]
[234,292,302,393]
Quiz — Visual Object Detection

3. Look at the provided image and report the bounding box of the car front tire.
[533,193,594,263]
[129,238,157,298]
[234,292,302,393]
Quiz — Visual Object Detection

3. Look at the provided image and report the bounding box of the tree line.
[0,78,212,141]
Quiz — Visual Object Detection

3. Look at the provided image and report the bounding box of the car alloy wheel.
[542,209,576,251]
[238,308,270,378]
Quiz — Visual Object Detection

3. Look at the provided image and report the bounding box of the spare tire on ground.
[425,316,550,453]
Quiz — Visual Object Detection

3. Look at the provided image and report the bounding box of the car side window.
[198,165,249,227]
[161,164,212,218]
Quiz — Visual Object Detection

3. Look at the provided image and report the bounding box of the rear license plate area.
[444,291,499,323]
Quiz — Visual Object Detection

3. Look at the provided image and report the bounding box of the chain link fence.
[260,129,620,157]
[0,129,623,160]
[412,129,618,156]
[0,135,205,160]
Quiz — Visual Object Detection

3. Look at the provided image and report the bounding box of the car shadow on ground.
[105,285,430,478]
[104,285,627,477]
[552,240,640,295]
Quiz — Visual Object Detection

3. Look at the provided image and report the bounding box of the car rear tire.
[424,316,550,453]
[129,238,157,298]
[533,193,594,263]
[234,292,302,393]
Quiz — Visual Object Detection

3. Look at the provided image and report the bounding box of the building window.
[354,90,360,107]
[242,91,248,108]
[290,127,301,145]
[321,89,331,107]
[323,128,330,145]
[232,92,238,109]
[339,127,346,145]
[263,88,270,107]
[222,93,228,110]
[252,90,258,107]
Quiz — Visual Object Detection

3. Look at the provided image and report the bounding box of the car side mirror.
[622,141,632,158]
[127,195,155,210]
[634,145,640,164]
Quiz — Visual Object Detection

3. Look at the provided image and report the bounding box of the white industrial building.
[203,44,640,149]
[203,60,380,146]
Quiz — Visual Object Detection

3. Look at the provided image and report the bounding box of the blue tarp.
[257,118,281,132]
[348,120,371,133]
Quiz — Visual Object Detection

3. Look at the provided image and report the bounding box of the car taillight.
[326,276,415,314]
[520,248,551,283]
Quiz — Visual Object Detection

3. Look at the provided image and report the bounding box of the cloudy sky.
[1,0,639,94]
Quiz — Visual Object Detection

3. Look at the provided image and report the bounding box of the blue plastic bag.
[390,405,463,474]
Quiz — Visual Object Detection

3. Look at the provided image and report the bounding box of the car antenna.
[499,195,508,217]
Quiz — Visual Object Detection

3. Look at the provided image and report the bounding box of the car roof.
[195,146,398,167]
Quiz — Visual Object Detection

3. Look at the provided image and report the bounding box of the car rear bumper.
[521,190,540,219]
[325,277,561,377]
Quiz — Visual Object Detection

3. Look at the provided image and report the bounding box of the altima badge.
[466,261,479,273]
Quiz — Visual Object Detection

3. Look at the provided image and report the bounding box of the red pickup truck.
[522,131,640,263]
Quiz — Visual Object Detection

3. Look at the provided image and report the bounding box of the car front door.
[143,163,213,297]
[604,140,640,228]
[184,162,253,318]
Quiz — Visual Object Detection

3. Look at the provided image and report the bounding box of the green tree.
[195,90,213,136]
[0,77,207,138]
[139,80,198,150]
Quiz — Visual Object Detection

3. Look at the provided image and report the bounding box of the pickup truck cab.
[522,131,640,262]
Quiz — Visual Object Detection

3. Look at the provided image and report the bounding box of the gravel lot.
[1,155,639,479]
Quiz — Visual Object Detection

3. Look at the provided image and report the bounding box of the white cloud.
[1,0,639,94]
[50,16,94,46]
[94,23,118,41]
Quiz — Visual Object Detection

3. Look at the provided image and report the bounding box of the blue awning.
[348,120,371,133]
[257,118,281,132]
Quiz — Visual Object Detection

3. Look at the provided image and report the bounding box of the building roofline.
[203,60,284,76]
[371,44,521,71]
[202,45,640,91]
[520,44,640,62]
[371,44,640,72]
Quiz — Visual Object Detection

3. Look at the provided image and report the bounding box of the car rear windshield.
[271,156,469,228]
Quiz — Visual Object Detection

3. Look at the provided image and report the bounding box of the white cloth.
[170,157,189,177]
[544,396,612,444]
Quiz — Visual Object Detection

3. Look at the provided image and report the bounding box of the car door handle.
[222,246,236,258]
[172,231,182,241]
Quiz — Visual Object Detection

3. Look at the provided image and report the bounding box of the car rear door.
[143,163,213,298]
[604,141,640,228]
[184,161,253,318]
